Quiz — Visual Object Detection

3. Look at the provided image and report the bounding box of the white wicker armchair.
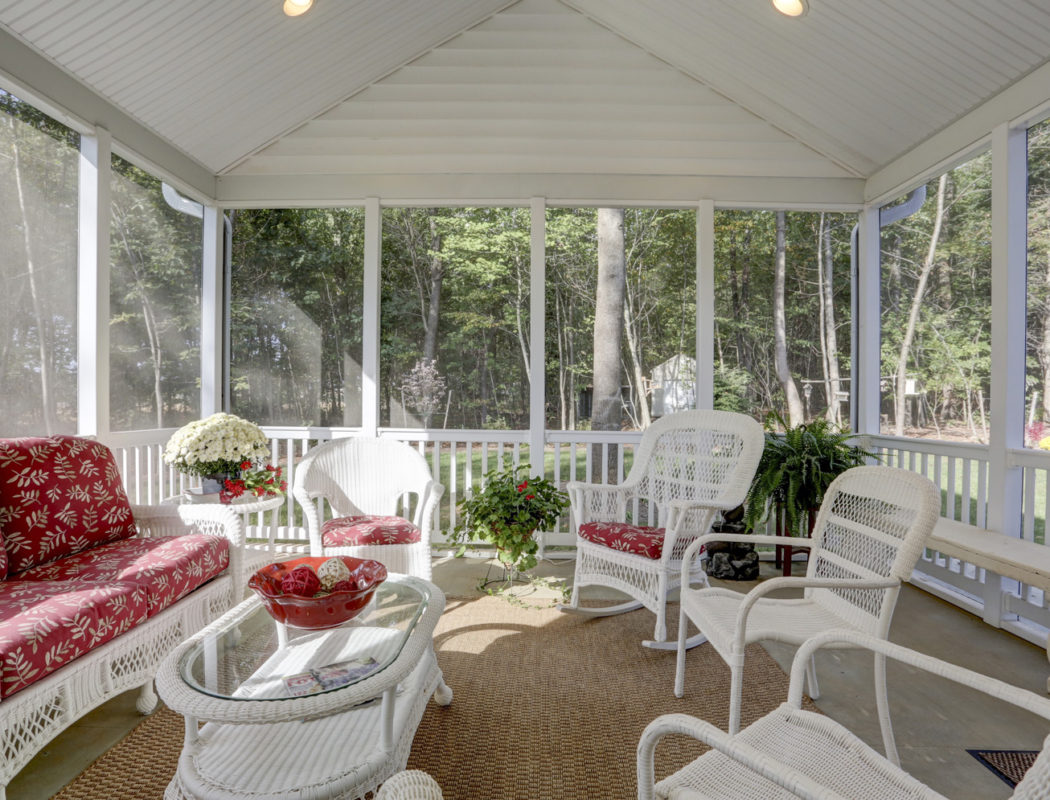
[293,437,444,580]
[640,629,1050,800]
[674,465,941,758]
[559,410,764,647]
[376,770,445,800]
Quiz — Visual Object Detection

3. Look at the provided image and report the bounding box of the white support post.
[529,198,548,557]
[529,197,546,477]
[985,122,1028,624]
[362,197,381,437]
[201,206,224,416]
[696,199,715,410]
[854,206,882,436]
[77,128,111,440]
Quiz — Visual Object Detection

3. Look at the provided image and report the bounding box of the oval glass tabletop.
[179,577,430,701]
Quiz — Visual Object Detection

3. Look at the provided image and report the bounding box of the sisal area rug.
[967,750,1039,788]
[55,596,807,799]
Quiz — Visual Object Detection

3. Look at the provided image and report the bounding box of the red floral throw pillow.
[0,435,137,574]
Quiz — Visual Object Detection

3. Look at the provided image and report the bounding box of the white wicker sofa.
[0,435,247,800]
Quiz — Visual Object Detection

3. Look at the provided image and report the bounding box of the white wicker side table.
[155,575,452,800]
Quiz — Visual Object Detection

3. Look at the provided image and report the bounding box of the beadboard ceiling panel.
[0,0,1048,189]
[0,0,514,173]
[568,0,1050,177]
[230,0,853,180]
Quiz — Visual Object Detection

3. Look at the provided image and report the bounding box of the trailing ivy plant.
[450,463,570,574]
[744,413,875,536]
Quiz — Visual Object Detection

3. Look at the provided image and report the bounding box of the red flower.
[240,460,252,470]
[526,494,534,500]
[517,481,528,492]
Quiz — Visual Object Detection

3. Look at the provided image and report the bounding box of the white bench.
[922,517,1050,689]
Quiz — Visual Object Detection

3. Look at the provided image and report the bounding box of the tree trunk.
[422,214,444,364]
[895,174,948,437]
[773,211,804,427]
[592,208,626,481]
[820,215,842,424]
[1040,249,1050,421]
[10,116,56,434]
[623,292,652,428]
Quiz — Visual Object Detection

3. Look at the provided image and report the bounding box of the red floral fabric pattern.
[0,580,148,699]
[15,535,229,618]
[0,436,137,574]
[578,521,669,560]
[321,515,421,547]
[0,540,7,582]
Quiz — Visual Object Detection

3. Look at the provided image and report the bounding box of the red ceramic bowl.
[248,556,387,630]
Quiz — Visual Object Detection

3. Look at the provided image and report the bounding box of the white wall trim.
[696,199,714,409]
[77,129,111,439]
[201,206,224,416]
[854,205,881,436]
[529,197,546,472]
[361,197,381,437]
[216,174,864,208]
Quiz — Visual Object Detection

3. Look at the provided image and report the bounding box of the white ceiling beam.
[216,173,864,209]
[0,25,216,200]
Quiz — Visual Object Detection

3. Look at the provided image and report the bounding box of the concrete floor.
[10,555,1050,799]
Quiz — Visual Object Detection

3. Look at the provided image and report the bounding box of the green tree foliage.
[0,91,78,436]
[109,155,203,431]
[880,153,992,441]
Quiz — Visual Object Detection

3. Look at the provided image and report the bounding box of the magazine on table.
[283,656,380,696]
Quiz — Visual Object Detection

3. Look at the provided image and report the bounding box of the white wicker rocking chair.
[292,437,444,580]
[674,465,941,758]
[641,629,1050,800]
[558,410,764,648]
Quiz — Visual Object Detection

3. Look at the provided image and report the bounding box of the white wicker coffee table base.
[164,649,445,800]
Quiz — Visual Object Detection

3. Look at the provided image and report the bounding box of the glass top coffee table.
[156,574,451,800]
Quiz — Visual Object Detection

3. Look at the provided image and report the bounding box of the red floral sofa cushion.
[321,515,421,547]
[0,436,137,574]
[0,580,148,699]
[14,535,229,618]
[578,521,669,560]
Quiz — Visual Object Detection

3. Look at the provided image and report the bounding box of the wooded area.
[3,92,1050,445]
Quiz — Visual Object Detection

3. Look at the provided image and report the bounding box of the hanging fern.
[744,412,875,536]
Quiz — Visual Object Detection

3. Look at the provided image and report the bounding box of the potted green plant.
[744,413,875,538]
[450,463,569,575]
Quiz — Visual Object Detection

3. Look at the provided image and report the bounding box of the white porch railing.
[108,426,1050,647]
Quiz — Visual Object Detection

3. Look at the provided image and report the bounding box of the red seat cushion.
[0,580,148,699]
[321,515,421,548]
[578,521,669,560]
[14,535,229,618]
[0,436,137,574]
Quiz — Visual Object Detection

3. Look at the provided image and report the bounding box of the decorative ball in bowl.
[248,556,388,630]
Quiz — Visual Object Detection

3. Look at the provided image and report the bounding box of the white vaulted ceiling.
[0,0,1049,202]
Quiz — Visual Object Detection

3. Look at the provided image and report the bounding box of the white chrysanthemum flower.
[163,413,271,478]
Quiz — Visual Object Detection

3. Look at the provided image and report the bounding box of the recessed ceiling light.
[283,0,313,17]
[772,0,808,17]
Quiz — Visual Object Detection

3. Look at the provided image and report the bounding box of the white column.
[984,123,1028,625]
[854,206,882,436]
[201,206,224,416]
[77,128,111,439]
[696,199,715,409]
[529,197,546,473]
[362,197,381,436]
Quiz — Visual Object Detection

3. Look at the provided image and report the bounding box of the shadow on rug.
[56,596,808,799]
